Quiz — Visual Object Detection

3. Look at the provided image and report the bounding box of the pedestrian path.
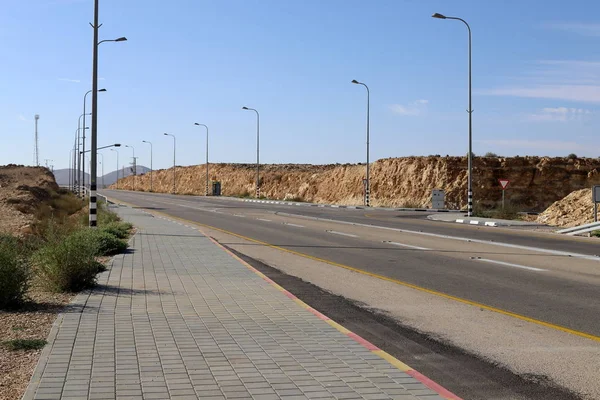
[24,205,450,400]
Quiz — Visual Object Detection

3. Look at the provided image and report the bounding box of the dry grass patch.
[0,288,73,400]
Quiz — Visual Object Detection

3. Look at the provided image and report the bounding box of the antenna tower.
[34,114,40,166]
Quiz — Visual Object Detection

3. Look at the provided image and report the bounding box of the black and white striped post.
[88,0,127,227]
[242,107,260,199]
[432,12,473,216]
[351,80,370,207]
[89,0,100,226]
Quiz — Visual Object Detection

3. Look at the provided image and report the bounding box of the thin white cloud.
[528,107,593,122]
[17,114,27,121]
[477,139,587,152]
[545,22,600,37]
[482,85,600,103]
[480,59,600,103]
[58,78,81,83]
[389,100,429,116]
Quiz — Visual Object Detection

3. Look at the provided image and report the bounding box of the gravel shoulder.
[0,287,73,400]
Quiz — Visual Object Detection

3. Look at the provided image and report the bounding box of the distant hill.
[54,166,150,188]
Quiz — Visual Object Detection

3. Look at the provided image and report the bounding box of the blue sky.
[2,0,600,172]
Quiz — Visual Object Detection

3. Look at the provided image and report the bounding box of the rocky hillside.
[537,189,598,227]
[0,165,59,235]
[112,156,600,211]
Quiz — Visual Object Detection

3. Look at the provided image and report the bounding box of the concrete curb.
[455,219,499,227]
[239,198,462,212]
[207,231,463,400]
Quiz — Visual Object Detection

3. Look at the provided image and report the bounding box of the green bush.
[0,235,31,309]
[34,230,102,292]
[2,339,47,351]
[100,222,132,239]
[86,230,127,256]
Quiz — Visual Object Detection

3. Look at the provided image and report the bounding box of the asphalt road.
[102,190,600,338]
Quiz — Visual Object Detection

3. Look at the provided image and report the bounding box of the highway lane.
[107,190,600,257]
[104,189,600,339]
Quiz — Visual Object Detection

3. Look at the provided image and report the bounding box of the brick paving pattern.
[23,205,442,400]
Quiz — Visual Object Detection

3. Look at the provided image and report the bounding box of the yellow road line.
[106,195,600,344]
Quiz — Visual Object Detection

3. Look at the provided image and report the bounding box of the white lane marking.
[283,223,304,228]
[383,241,430,250]
[274,212,600,262]
[257,218,272,222]
[234,214,246,218]
[326,230,358,238]
[475,258,546,272]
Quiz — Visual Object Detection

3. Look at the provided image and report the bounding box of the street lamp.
[110,148,119,190]
[82,89,104,197]
[142,140,153,192]
[76,124,89,197]
[89,0,127,227]
[351,79,371,207]
[242,107,260,198]
[97,152,104,189]
[432,12,474,216]
[194,123,209,196]
[98,37,127,45]
[80,143,121,154]
[164,133,176,194]
[125,145,136,191]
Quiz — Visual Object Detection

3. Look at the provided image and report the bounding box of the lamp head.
[194,122,200,125]
[98,88,107,92]
[114,144,121,147]
[163,133,168,136]
[432,13,447,19]
[351,79,360,84]
[115,37,128,42]
[242,106,249,110]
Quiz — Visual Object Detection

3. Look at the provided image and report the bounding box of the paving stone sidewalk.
[23,205,443,400]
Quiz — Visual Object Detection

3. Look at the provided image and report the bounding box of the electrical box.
[432,189,445,209]
[212,181,221,196]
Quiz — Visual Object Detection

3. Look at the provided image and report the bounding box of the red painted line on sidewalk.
[407,369,462,400]
[347,332,380,351]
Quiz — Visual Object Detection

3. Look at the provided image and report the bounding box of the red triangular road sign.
[499,179,510,189]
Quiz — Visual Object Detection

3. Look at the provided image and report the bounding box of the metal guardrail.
[557,221,600,236]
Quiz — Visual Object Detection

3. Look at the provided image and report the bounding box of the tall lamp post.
[142,140,153,192]
[89,0,127,227]
[432,12,473,216]
[82,89,105,195]
[351,79,370,207]
[76,113,90,197]
[110,148,119,189]
[164,133,176,194]
[194,123,209,196]
[97,152,104,189]
[242,107,260,198]
[125,145,136,191]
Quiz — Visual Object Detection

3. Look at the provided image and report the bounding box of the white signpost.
[499,179,510,209]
